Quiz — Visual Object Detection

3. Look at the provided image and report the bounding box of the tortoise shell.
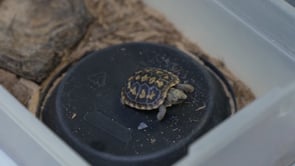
[121,68,180,110]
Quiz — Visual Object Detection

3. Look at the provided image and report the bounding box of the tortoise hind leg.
[157,105,167,121]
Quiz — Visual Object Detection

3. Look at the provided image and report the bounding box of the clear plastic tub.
[1,0,295,165]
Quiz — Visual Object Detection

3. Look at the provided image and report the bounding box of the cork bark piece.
[0,0,92,82]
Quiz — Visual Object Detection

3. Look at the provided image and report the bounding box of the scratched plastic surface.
[43,43,233,166]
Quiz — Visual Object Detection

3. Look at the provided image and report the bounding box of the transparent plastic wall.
[144,0,295,96]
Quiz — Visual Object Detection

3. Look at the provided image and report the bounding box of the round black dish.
[42,42,235,166]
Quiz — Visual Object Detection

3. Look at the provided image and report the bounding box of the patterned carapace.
[121,68,180,110]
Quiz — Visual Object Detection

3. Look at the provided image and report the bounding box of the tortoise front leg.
[157,105,167,121]
[176,84,194,93]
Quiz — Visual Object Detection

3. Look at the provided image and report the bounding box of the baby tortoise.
[121,68,194,121]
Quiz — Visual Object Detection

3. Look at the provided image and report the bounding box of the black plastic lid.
[42,42,235,166]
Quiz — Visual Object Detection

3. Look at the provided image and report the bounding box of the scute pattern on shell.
[121,68,180,110]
